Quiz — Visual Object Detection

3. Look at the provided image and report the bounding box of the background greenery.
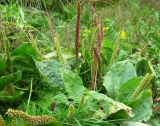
[0,0,159,126]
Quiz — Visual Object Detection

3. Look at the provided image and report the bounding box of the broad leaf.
[85,91,132,117]
[136,59,156,76]
[117,77,143,104]
[103,60,137,98]
[10,43,40,59]
[130,90,152,122]
[10,43,40,70]
[61,68,85,101]
[34,59,64,88]
[101,38,114,67]
[35,92,68,114]
[52,93,69,105]
[52,94,69,115]
[0,91,24,102]
[0,70,22,90]
[123,121,150,126]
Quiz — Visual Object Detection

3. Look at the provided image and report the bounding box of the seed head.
[75,1,81,60]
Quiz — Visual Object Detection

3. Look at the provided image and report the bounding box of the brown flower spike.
[93,46,102,84]
[75,1,81,60]
[0,115,5,126]
[93,14,98,27]
[6,108,55,125]
[93,14,103,51]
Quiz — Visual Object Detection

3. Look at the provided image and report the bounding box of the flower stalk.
[0,115,5,126]
[93,14,98,27]
[130,73,154,101]
[54,33,64,65]
[93,46,102,85]
[6,109,55,125]
[108,32,121,69]
[67,104,74,126]
[46,13,56,43]
[28,32,44,60]
[46,13,64,64]
[75,1,81,60]
[65,24,71,52]
[91,48,97,89]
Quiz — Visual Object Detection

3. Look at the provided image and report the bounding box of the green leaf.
[10,44,39,76]
[101,38,114,65]
[117,77,143,104]
[0,55,7,75]
[52,94,69,115]
[103,60,137,98]
[123,121,150,126]
[136,59,156,76]
[130,90,153,122]
[34,59,64,88]
[0,91,24,102]
[85,91,132,117]
[0,70,22,90]
[10,43,40,59]
[101,38,114,49]
[43,120,63,126]
[52,94,69,105]
[61,68,85,101]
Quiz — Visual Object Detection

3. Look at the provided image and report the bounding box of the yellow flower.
[103,27,109,31]
[120,30,126,39]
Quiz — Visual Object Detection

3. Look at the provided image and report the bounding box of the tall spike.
[90,48,97,90]
[93,14,98,27]
[91,48,96,83]
[6,108,55,125]
[93,46,102,85]
[0,115,5,126]
[46,13,55,44]
[65,24,71,51]
[97,16,103,51]
[100,16,103,42]
[75,1,81,60]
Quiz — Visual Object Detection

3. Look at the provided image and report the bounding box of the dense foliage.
[0,0,160,126]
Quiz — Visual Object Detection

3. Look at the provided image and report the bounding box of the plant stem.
[54,33,64,65]
[27,78,33,113]
[93,47,102,87]
[46,13,56,46]
[90,25,100,51]
[75,1,81,60]
[108,32,120,69]
[65,24,71,52]
[28,32,44,60]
